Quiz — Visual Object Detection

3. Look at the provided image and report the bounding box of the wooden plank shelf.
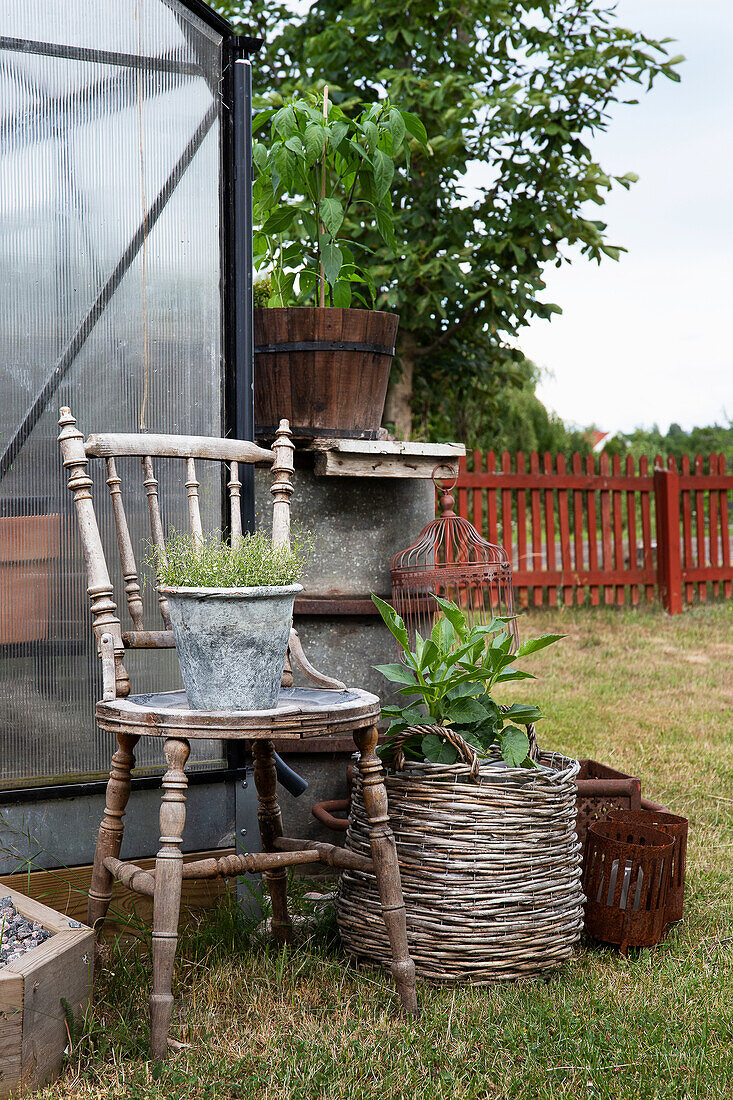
[308,438,465,479]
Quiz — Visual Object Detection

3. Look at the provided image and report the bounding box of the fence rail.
[455,451,733,612]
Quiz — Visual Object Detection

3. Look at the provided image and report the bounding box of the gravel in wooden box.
[0,885,93,1099]
[338,751,583,983]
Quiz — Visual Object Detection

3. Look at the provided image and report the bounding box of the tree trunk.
[383,330,416,440]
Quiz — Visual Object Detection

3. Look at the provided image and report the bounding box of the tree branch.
[414,301,480,358]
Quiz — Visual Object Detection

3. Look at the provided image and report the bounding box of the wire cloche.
[390,466,518,650]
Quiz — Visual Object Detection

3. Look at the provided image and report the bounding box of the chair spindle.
[185,457,204,547]
[271,420,294,550]
[228,461,243,547]
[57,407,130,698]
[106,457,144,630]
[142,455,172,629]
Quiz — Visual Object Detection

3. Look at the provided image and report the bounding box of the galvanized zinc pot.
[160,584,302,711]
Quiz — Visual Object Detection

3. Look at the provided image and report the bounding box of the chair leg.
[253,738,293,945]
[149,737,190,1061]
[87,732,139,930]
[353,724,418,1015]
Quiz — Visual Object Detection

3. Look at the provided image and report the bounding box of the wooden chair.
[57,407,417,1060]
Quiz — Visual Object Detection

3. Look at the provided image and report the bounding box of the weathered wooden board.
[311,438,465,479]
[0,885,93,1099]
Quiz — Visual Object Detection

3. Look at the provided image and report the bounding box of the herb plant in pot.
[337,595,585,983]
[151,531,308,712]
[252,90,428,440]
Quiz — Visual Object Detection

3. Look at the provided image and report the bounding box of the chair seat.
[96,685,381,740]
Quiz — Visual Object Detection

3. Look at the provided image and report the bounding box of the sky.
[516,0,733,436]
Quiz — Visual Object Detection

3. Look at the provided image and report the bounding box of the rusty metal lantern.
[390,467,519,649]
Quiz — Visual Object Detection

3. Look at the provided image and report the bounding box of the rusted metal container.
[391,469,518,649]
[582,820,673,952]
[608,807,688,923]
[575,760,642,842]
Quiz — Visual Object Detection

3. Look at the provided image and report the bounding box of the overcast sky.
[518,0,733,435]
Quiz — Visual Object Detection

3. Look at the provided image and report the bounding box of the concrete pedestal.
[254,440,464,844]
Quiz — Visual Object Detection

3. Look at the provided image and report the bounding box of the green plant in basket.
[371,594,563,769]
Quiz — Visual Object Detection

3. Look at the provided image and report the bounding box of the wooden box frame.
[0,886,93,1098]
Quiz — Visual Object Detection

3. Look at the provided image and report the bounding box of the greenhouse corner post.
[232,54,255,534]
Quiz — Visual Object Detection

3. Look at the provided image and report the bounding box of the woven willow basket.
[337,725,583,983]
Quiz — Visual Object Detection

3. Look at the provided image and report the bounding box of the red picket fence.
[455,451,733,612]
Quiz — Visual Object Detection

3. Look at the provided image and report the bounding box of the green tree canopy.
[219,0,681,438]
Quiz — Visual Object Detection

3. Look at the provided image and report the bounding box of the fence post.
[653,466,683,613]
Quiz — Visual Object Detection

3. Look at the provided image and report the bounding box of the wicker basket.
[337,725,584,983]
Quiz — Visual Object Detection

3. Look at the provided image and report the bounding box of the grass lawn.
[44,603,733,1100]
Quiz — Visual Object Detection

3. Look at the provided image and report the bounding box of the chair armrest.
[288,628,346,690]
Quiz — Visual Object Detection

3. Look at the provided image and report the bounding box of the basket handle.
[391,724,482,781]
[390,715,539,781]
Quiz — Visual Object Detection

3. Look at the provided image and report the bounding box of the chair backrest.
[58,406,295,701]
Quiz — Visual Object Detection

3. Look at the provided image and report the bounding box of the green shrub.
[150,530,310,589]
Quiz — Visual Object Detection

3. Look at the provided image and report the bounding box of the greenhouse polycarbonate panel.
[0,0,227,786]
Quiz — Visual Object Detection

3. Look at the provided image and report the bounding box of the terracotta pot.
[0,513,60,644]
[254,307,399,439]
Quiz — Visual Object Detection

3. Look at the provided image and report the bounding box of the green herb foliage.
[150,530,310,589]
[371,594,563,769]
[253,91,427,309]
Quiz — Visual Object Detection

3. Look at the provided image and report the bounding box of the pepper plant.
[252,91,427,308]
[371,594,563,769]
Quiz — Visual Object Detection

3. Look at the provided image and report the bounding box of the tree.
[219,0,681,438]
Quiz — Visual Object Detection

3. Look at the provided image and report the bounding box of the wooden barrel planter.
[254,307,399,440]
[607,807,688,924]
[582,820,673,952]
[337,729,584,984]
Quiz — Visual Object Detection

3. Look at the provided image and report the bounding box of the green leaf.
[304,123,327,166]
[261,207,297,235]
[501,703,544,725]
[328,120,349,149]
[432,595,468,639]
[252,141,268,172]
[422,733,459,764]
[273,145,297,190]
[272,106,296,138]
[389,108,406,152]
[319,196,344,238]
[515,634,565,657]
[373,148,395,201]
[445,682,485,700]
[499,726,530,768]
[332,279,352,307]
[321,240,343,286]
[362,120,379,148]
[373,663,418,686]
[371,594,411,653]
[445,696,490,724]
[375,207,397,251]
[494,668,537,683]
[401,110,428,147]
[417,638,439,671]
[381,705,424,724]
[301,209,319,238]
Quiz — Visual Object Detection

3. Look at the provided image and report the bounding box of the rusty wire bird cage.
[390,466,519,650]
